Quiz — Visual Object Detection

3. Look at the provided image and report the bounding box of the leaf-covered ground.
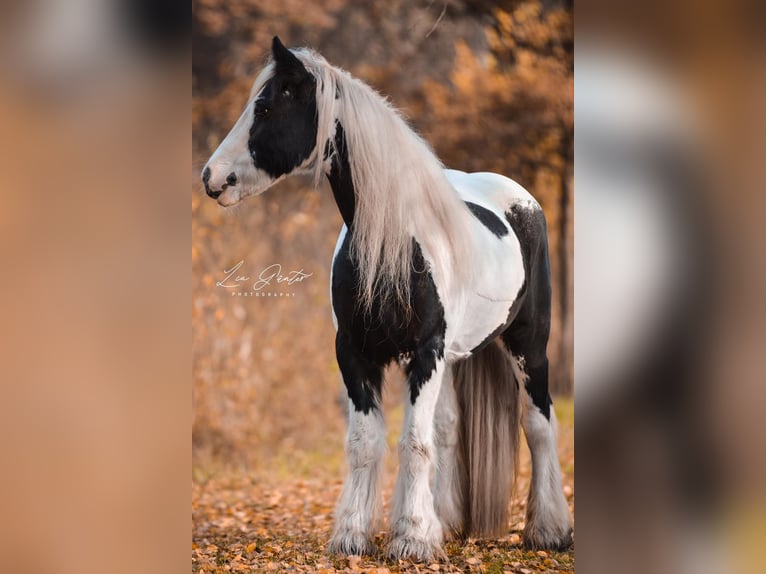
[192,399,573,573]
[192,477,573,573]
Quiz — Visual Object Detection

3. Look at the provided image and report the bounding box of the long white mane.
[252,48,473,311]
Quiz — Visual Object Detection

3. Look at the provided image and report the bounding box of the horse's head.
[202,37,318,206]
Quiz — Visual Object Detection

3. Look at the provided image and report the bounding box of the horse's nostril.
[226,172,238,186]
[202,167,220,199]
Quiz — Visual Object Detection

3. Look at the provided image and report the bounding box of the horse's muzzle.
[202,166,237,200]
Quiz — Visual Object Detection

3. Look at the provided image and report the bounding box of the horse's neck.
[326,123,356,227]
[324,122,467,243]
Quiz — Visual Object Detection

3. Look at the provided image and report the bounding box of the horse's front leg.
[388,350,445,561]
[328,332,386,556]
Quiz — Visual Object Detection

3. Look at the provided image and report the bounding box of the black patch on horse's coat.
[406,343,445,403]
[500,203,553,419]
[326,124,355,226]
[329,126,447,409]
[335,331,384,415]
[465,201,509,238]
[332,231,447,408]
[459,202,553,418]
[247,40,318,179]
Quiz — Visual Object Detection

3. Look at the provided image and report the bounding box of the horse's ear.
[272,36,307,76]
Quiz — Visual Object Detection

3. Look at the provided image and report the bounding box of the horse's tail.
[454,340,521,537]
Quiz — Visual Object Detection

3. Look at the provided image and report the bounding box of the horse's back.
[444,167,548,290]
[444,169,541,216]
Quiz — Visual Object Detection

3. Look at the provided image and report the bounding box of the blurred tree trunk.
[551,130,573,395]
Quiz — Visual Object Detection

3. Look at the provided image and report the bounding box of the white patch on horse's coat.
[432,366,463,535]
[521,390,572,548]
[445,169,542,213]
[329,225,347,330]
[389,359,445,560]
[328,400,387,555]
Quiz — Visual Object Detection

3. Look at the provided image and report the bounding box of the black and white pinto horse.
[202,37,572,560]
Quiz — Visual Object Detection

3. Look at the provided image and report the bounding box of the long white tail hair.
[454,341,521,536]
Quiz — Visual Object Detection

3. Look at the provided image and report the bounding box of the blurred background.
[0,0,762,573]
[0,1,189,574]
[192,0,574,476]
[575,2,766,574]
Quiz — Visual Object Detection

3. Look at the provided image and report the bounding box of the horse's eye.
[254,99,270,117]
[282,88,291,98]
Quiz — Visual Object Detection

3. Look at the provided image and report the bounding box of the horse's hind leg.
[433,364,464,537]
[509,350,572,549]
[328,332,386,556]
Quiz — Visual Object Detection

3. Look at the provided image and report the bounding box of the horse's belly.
[444,298,514,359]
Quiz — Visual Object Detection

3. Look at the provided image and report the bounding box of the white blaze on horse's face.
[202,99,277,207]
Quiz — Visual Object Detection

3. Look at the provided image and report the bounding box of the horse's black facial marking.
[465,201,509,238]
[247,39,318,179]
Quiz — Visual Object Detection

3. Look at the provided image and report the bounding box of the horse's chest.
[331,232,446,367]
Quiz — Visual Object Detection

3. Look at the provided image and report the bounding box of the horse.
[201,36,572,561]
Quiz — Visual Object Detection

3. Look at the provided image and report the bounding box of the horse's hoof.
[434,502,464,539]
[386,535,445,562]
[522,524,573,551]
[327,530,376,556]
